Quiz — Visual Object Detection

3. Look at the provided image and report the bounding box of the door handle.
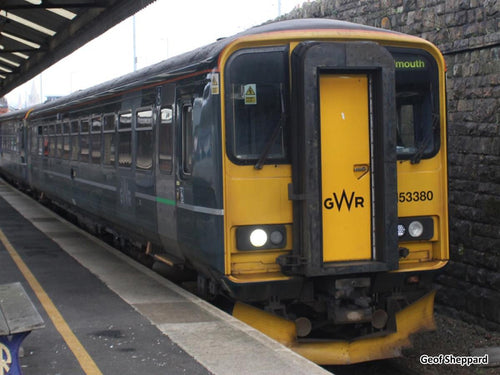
[353,164,370,179]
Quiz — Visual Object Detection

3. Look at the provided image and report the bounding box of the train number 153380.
[398,191,434,203]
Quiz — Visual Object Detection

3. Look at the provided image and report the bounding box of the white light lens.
[408,221,424,238]
[397,224,406,237]
[250,229,268,247]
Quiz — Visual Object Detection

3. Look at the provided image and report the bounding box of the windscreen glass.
[225,46,289,164]
[390,48,440,162]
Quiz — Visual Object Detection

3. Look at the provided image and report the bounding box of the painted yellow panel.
[396,156,449,263]
[223,163,293,278]
[320,74,372,262]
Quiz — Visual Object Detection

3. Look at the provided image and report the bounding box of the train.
[0,18,449,364]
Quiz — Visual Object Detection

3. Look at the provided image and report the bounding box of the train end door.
[286,41,399,276]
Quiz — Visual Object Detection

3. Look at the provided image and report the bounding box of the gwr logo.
[323,190,365,211]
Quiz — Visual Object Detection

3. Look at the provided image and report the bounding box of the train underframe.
[217,271,437,364]
[221,269,437,340]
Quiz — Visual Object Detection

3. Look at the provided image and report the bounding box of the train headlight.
[250,229,268,247]
[398,217,434,242]
[408,221,424,238]
[236,225,287,250]
[397,224,406,237]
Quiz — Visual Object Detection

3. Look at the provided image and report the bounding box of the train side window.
[3,123,12,153]
[13,125,19,153]
[10,126,15,152]
[103,114,116,167]
[80,119,90,162]
[181,104,194,175]
[2,126,6,153]
[2,126,7,153]
[91,116,102,164]
[56,123,63,158]
[36,125,43,156]
[5,125,12,153]
[31,125,39,156]
[136,109,153,171]
[17,124,25,160]
[70,120,80,161]
[159,106,173,174]
[11,131,15,152]
[13,125,18,153]
[49,125,56,157]
[62,121,70,160]
[118,111,132,168]
[42,126,49,156]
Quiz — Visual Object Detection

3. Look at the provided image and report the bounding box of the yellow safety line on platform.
[0,229,103,375]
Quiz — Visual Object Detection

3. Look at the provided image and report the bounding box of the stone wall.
[279,0,500,329]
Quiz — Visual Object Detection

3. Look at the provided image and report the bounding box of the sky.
[6,0,302,109]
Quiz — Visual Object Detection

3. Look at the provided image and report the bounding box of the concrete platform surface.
[0,179,331,375]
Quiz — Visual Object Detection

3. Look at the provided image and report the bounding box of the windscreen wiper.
[410,136,431,164]
[410,113,439,164]
[254,86,286,170]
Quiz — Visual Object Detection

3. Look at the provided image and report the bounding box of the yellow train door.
[319,74,373,262]
[287,41,398,276]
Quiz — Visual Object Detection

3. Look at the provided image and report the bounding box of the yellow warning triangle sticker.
[245,86,256,96]
[211,73,219,95]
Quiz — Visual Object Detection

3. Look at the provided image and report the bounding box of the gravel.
[392,312,500,374]
[325,312,500,375]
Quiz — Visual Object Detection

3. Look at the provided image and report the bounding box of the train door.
[26,120,34,186]
[18,121,27,181]
[154,84,183,259]
[287,41,399,276]
[174,77,225,273]
[116,110,135,224]
[134,105,157,238]
[319,74,372,262]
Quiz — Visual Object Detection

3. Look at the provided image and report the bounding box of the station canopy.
[0,0,156,98]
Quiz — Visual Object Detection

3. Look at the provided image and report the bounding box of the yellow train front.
[217,20,449,364]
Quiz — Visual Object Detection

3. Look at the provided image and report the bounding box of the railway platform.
[0,179,330,375]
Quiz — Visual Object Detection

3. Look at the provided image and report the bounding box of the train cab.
[214,20,449,363]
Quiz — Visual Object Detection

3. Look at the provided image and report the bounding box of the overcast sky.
[6,0,301,109]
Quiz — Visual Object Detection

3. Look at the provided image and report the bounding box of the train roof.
[244,18,400,35]
[4,18,406,120]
